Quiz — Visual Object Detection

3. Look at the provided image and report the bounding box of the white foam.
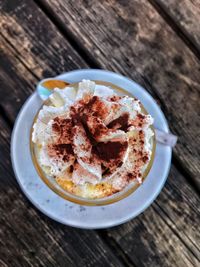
[33,79,154,189]
[94,85,115,98]
[76,79,95,100]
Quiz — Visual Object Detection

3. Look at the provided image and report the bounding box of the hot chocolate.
[32,80,154,199]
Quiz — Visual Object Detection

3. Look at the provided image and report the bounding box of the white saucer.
[11,69,172,229]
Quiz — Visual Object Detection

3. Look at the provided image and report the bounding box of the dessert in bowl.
[31,80,155,205]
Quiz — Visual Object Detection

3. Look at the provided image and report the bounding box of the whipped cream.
[32,80,154,197]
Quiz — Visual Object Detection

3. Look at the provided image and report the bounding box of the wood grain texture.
[0,45,199,266]
[105,165,200,267]
[1,117,199,267]
[0,0,200,266]
[152,0,200,52]
[0,117,125,267]
[0,0,87,121]
[38,0,200,189]
[0,1,126,267]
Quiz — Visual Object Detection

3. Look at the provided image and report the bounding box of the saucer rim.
[11,69,172,229]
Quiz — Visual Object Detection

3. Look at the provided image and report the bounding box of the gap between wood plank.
[33,0,102,69]
[153,203,200,261]
[0,31,40,128]
[0,105,13,128]
[148,0,200,61]
[97,231,137,267]
[140,77,200,195]
[172,156,200,195]
[1,32,41,81]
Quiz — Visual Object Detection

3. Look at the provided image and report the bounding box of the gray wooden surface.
[0,0,199,266]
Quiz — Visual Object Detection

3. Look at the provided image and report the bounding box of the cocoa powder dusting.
[127,173,133,179]
[86,96,99,109]
[130,114,146,128]
[69,165,74,173]
[142,155,149,163]
[47,88,150,189]
[137,113,145,120]
[52,117,72,144]
[109,96,122,102]
[93,141,128,161]
[107,113,129,131]
[85,96,109,119]
[48,144,74,162]
[84,114,109,140]
[80,114,97,145]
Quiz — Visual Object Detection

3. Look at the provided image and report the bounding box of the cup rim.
[30,80,156,206]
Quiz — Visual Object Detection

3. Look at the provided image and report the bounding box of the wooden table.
[0,0,199,266]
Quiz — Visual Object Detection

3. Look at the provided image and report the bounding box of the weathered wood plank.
[37,0,200,189]
[0,117,125,267]
[0,1,126,266]
[0,0,87,121]
[0,0,200,266]
[1,115,199,267]
[0,42,199,266]
[104,165,200,267]
[152,0,200,52]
